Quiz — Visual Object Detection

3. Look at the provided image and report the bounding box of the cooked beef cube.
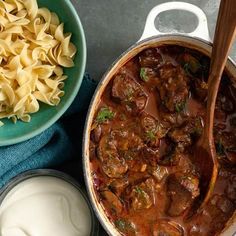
[101,190,123,214]
[214,95,227,122]
[153,221,183,236]
[139,48,163,68]
[230,116,236,130]
[218,94,234,113]
[141,113,158,132]
[98,131,143,161]
[208,194,234,216]
[225,176,236,201]
[141,113,169,148]
[193,79,208,101]
[98,134,128,178]
[215,131,236,165]
[179,174,200,198]
[91,125,102,143]
[168,117,203,148]
[179,53,201,75]
[129,178,155,211]
[114,218,136,235]
[98,130,144,178]
[216,196,234,214]
[160,111,188,127]
[112,73,147,113]
[108,179,129,196]
[149,165,168,182]
[112,130,143,151]
[167,180,191,216]
[139,67,159,83]
[142,147,160,166]
[158,148,181,166]
[168,128,191,146]
[97,134,116,162]
[226,151,236,165]
[166,173,200,216]
[157,64,189,112]
[89,141,96,159]
[102,154,128,178]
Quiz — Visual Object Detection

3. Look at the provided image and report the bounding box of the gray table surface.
[70,0,236,235]
[72,0,236,81]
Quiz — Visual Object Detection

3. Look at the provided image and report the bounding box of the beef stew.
[89,45,236,236]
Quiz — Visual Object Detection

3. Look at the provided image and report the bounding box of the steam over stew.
[89,46,236,236]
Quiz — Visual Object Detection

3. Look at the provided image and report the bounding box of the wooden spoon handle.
[205,0,236,142]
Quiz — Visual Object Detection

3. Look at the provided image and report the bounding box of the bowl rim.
[0,0,87,146]
[0,169,99,236]
[82,34,236,236]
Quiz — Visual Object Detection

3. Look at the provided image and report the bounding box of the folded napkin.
[0,74,97,188]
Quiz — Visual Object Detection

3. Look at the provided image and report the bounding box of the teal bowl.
[0,0,86,146]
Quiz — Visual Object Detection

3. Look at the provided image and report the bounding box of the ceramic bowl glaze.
[0,0,86,146]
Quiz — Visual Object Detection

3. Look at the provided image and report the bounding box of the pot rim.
[83,34,236,236]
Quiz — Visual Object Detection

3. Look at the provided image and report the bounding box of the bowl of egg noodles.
[0,0,86,145]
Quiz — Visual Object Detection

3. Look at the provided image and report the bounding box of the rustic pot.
[83,2,236,235]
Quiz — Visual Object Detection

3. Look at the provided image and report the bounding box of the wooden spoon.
[189,0,236,216]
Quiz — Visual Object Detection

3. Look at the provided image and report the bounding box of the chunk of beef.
[141,113,158,132]
[112,73,147,113]
[101,190,123,214]
[204,194,234,226]
[178,53,201,75]
[160,111,188,127]
[166,173,200,216]
[219,94,234,113]
[108,179,129,196]
[168,127,191,147]
[214,94,227,122]
[102,155,128,178]
[148,165,168,182]
[193,78,208,101]
[214,195,234,214]
[91,124,102,143]
[139,67,159,83]
[225,176,236,201]
[158,148,181,166]
[139,48,163,68]
[98,134,128,178]
[89,141,96,159]
[179,174,200,198]
[98,130,143,160]
[98,130,144,178]
[153,221,183,236]
[141,113,170,148]
[129,178,156,211]
[168,117,203,149]
[157,64,189,112]
[230,115,236,131]
[215,131,236,165]
[142,147,160,166]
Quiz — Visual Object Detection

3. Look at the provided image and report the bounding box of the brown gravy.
[89,46,236,236]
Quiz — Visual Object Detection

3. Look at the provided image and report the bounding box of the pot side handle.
[139,1,211,42]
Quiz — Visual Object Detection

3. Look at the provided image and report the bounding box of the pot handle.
[139,1,211,42]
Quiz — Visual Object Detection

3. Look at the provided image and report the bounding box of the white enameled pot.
[83,2,236,236]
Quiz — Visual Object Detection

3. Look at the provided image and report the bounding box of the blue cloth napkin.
[0,74,97,188]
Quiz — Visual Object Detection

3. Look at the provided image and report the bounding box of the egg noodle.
[0,0,77,125]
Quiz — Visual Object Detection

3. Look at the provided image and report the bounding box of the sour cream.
[0,176,92,236]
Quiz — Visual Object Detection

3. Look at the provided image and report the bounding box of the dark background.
[71,0,235,81]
